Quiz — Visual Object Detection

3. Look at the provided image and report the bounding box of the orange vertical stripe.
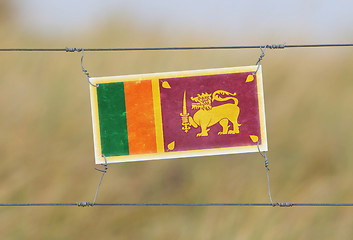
[124,80,157,155]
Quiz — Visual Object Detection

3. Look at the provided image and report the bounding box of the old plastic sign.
[90,65,267,164]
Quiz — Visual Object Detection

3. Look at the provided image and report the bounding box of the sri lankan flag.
[90,66,267,164]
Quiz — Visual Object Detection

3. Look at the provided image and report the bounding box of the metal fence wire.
[1,43,353,207]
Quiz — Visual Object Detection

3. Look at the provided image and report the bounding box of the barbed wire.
[0,43,352,52]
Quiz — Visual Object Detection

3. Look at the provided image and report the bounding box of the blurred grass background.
[1,1,353,239]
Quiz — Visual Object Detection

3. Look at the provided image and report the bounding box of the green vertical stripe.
[97,82,129,157]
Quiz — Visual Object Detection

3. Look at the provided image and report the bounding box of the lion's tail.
[212,90,238,104]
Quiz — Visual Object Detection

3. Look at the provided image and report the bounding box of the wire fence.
[1,42,353,207]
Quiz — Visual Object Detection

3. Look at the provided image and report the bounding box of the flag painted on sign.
[90,66,267,164]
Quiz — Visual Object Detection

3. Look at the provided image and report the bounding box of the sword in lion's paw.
[180,91,191,133]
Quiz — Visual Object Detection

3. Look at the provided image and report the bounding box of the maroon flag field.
[160,69,265,154]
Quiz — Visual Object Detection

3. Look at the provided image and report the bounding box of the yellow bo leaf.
[168,141,175,150]
[246,75,254,83]
[249,135,259,143]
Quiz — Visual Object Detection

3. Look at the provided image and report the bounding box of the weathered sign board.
[90,65,267,164]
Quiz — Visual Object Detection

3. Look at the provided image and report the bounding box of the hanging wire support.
[92,154,109,206]
[253,45,268,75]
[257,142,274,206]
[255,46,267,65]
[80,48,99,87]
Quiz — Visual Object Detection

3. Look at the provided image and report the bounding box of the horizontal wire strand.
[1,202,353,207]
[0,43,353,52]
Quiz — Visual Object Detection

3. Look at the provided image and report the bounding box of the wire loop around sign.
[92,155,108,205]
[253,46,267,75]
[257,142,274,206]
[80,49,99,87]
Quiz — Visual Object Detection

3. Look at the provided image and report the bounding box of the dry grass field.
[1,5,353,239]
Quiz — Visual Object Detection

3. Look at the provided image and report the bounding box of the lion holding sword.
[181,90,241,137]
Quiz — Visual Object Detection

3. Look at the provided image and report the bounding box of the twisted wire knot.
[264,159,269,169]
[65,47,82,52]
[274,202,294,207]
[65,47,98,86]
[76,202,93,207]
[266,44,286,49]
[82,65,91,79]
[255,46,266,66]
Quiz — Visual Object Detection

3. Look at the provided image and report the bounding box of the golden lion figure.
[188,90,241,137]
